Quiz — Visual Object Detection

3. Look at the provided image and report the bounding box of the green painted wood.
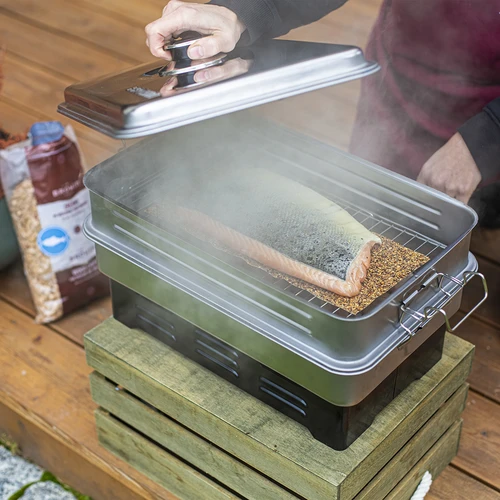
[85,318,474,500]
[91,373,468,500]
[385,420,463,500]
[95,410,237,500]
[354,384,468,500]
[90,373,299,500]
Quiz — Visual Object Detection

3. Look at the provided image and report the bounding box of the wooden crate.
[85,319,474,500]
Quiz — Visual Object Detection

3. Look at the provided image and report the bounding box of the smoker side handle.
[431,271,488,332]
[397,271,488,349]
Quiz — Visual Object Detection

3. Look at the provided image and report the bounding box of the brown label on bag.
[27,137,84,205]
[56,259,109,315]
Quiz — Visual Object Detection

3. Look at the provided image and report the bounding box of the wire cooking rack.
[249,194,446,319]
[143,188,446,319]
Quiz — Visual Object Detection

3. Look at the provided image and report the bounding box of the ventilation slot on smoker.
[195,329,240,378]
[259,377,307,417]
[136,306,176,343]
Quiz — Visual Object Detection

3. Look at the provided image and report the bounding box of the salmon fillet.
[173,168,381,298]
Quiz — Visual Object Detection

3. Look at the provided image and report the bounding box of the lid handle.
[157,31,228,87]
[164,31,206,62]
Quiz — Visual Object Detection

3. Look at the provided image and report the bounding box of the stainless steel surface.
[57,41,379,138]
[82,110,479,405]
[85,216,477,406]
[158,54,227,77]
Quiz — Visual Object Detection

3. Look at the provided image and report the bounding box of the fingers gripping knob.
[164,31,205,61]
[160,31,227,86]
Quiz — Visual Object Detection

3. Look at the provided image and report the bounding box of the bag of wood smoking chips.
[0,121,109,323]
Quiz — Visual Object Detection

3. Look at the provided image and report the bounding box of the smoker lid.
[57,36,379,139]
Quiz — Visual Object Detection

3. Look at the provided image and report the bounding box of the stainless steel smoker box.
[60,36,486,450]
[82,110,484,408]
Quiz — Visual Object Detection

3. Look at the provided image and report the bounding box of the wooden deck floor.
[0,0,499,498]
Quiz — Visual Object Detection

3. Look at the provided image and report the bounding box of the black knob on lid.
[158,31,228,89]
[164,31,205,62]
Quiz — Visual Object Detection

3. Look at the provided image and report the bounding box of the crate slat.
[91,373,300,500]
[95,410,238,500]
[385,420,463,500]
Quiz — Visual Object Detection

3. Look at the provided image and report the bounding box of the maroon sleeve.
[459,97,500,184]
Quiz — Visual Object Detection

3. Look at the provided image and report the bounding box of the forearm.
[459,97,500,183]
[209,0,348,43]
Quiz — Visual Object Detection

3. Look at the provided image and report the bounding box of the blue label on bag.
[37,227,70,256]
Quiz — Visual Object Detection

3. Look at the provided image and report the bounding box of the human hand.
[416,133,482,204]
[146,1,246,61]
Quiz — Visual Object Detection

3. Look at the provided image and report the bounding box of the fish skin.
[176,168,382,297]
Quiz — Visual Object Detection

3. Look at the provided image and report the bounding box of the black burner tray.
[111,280,445,450]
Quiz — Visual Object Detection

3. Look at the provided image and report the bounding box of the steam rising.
[99,105,383,287]
[163,166,375,281]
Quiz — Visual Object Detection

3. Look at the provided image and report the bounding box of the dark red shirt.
[213,0,500,181]
[349,0,500,181]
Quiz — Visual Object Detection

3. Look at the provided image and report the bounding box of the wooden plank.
[85,319,474,500]
[2,53,122,156]
[0,12,130,81]
[454,312,500,403]
[354,384,469,500]
[453,392,500,490]
[461,256,500,329]
[0,0,148,63]
[0,99,44,133]
[95,410,238,500]
[471,228,500,266]
[427,466,500,500]
[74,0,208,29]
[0,300,172,500]
[385,420,462,500]
[258,88,357,151]
[90,373,299,500]
[74,0,162,27]
[285,16,371,48]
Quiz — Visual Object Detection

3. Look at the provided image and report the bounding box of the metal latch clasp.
[398,270,488,348]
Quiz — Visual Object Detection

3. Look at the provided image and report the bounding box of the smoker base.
[110,281,445,450]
